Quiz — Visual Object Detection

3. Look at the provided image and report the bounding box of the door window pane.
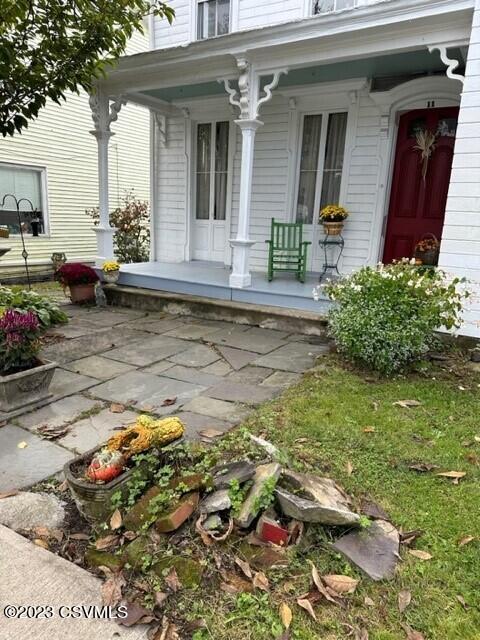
[0,164,45,234]
[197,0,230,39]
[320,112,348,208]
[214,121,229,221]
[296,115,322,224]
[196,123,211,220]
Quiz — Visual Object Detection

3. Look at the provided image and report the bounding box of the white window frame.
[0,161,50,236]
[293,109,349,226]
[191,0,235,41]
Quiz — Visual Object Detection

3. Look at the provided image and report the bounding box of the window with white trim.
[197,0,230,40]
[195,121,230,221]
[0,163,47,235]
[296,112,348,224]
[313,0,355,15]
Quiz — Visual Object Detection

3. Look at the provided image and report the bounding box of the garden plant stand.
[319,234,344,281]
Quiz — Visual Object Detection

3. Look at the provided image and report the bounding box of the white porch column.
[230,118,263,288]
[222,62,287,288]
[435,5,480,337]
[89,93,125,265]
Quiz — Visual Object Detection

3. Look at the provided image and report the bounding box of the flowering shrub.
[320,260,468,375]
[87,193,150,263]
[55,263,99,286]
[319,205,349,222]
[0,309,42,375]
[102,260,120,272]
[0,286,67,328]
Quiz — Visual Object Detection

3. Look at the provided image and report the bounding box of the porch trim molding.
[428,45,466,84]
[89,92,127,264]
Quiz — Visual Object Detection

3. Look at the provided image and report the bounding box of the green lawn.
[188,356,480,640]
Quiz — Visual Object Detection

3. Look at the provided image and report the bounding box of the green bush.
[0,286,68,328]
[321,261,467,375]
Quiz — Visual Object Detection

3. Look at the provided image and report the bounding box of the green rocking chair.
[265,218,311,283]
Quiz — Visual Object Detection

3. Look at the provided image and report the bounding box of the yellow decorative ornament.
[107,415,184,459]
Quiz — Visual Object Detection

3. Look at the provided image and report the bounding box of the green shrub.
[321,261,468,375]
[0,286,68,328]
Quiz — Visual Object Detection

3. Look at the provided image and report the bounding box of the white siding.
[0,32,150,270]
[154,117,188,261]
[154,0,192,48]
[438,0,480,338]
[237,0,302,32]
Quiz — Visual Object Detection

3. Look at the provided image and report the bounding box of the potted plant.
[101,260,120,284]
[414,234,440,266]
[0,309,56,413]
[319,205,349,236]
[55,262,99,303]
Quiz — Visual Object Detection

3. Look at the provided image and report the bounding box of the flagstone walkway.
[0,305,328,492]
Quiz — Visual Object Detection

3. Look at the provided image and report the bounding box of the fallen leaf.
[110,403,126,413]
[295,437,308,444]
[354,629,369,640]
[322,575,359,595]
[199,428,224,439]
[400,530,423,546]
[435,470,466,484]
[123,530,137,541]
[33,538,49,549]
[279,602,292,629]
[408,462,438,473]
[37,424,70,440]
[69,532,90,541]
[155,591,168,607]
[57,480,68,492]
[401,624,425,640]
[364,596,375,607]
[393,400,422,408]
[119,601,152,627]
[346,460,354,476]
[234,556,252,579]
[154,616,180,640]
[95,534,120,550]
[17,441,28,449]
[219,571,253,594]
[110,509,123,531]
[458,535,475,547]
[465,452,479,466]
[161,397,177,407]
[363,426,375,433]
[165,567,182,593]
[308,561,339,605]
[408,549,432,561]
[398,589,412,613]
[456,595,468,610]
[296,597,317,621]
[33,527,63,542]
[100,569,126,607]
[372,401,379,411]
[0,491,18,499]
[252,571,270,591]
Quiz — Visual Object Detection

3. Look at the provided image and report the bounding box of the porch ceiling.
[141,48,464,103]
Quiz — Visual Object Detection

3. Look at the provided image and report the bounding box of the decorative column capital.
[234,118,264,131]
[89,93,127,136]
[220,65,288,120]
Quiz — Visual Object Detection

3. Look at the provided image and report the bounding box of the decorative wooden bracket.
[154,113,168,147]
[428,46,465,84]
[220,60,288,120]
[89,94,127,133]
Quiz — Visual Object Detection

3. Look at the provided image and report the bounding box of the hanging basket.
[323,221,345,236]
[414,234,440,266]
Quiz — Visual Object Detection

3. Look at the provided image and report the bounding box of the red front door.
[383,107,458,264]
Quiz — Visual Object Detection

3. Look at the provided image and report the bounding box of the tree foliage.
[0,0,174,136]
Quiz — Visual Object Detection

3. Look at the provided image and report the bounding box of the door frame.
[189,116,236,265]
[369,76,461,266]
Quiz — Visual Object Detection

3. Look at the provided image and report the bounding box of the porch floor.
[118,261,330,313]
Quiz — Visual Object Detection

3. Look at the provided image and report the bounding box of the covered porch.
[88,0,480,332]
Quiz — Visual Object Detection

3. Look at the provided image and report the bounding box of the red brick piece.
[155,492,199,533]
[256,514,289,547]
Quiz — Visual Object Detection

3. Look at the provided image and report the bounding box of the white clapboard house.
[92,0,480,337]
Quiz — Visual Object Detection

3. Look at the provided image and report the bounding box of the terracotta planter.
[322,221,345,236]
[0,359,56,413]
[102,270,120,284]
[68,283,96,303]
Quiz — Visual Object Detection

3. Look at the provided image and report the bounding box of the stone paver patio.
[0,305,328,492]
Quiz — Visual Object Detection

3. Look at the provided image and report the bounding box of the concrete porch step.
[105,285,328,336]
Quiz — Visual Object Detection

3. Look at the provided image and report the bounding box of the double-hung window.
[296,112,348,224]
[313,0,355,15]
[197,0,230,40]
[195,121,230,221]
[0,163,47,234]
